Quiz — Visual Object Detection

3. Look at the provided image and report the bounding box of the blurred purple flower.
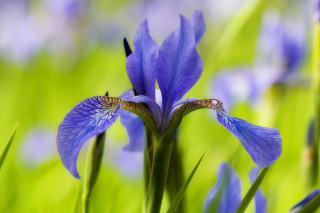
[0,1,48,61]
[210,10,307,109]
[20,126,57,167]
[56,10,282,179]
[44,0,87,21]
[204,163,266,213]
[315,0,320,21]
[203,162,241,213]
[255,11,306,81]
[104,142,143,178]
[209,67,257,110]
[289,188,320,212]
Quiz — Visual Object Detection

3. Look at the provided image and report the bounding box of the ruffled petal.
[189,9,206,45]
[57,96,121,178]
[249,167,267,213]
[126,19,159,100]
[203,162,241,213]
[216,108,282,167]
[155,14,204,126]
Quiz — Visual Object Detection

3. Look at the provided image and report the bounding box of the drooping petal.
[126,19,159,100]
[119,90,145,152]
[57,96,157,178]
[189,9,206,45]
[155,15,204,126]
[203,162,241,213]
[167,98,282,167]
[216,108,282,167]
[289,188,320,213]
[57,96,121,178]
[249,167,267,213]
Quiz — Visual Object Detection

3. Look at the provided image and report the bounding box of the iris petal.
[216,109,282,167]
[203,162,241,213]
[249,167,267,213]
[119,90,145,152]
[57,96,121,178]
[119,110,145,152]
[189,9,206,45]
[57,95,157,178]
[126,19,159,100]
[156,14,203,125]
[129,95,162,126]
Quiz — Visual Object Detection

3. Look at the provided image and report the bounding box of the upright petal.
[203,162,241,213]
[126,19,159,100]
[289,189,320,213]
[119,90,145,152]
[249,167,267,213]
[189,10,206,45]
[156,15,204,124]
[57,96,121,178]
[216,108,282,167]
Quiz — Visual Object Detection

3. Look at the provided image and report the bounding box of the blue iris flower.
[203,162,266,213]
[57,10,282,178]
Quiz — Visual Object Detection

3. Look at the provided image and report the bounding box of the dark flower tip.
[123,38,132,57]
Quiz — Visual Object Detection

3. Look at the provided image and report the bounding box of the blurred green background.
[0,0,317,212]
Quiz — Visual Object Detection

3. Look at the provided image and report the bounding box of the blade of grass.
[206,0,263,70]
[73,182,81,213]
[167,153,205,213]
[299,193,320,213]
[81,130,106,213]
[235,167,270,213]
[0,122,18,171]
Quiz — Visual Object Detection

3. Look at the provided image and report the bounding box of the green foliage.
[299,192,320,213]
[235,167,270,213]
[0,123,18,171]
[167,153,204,213]
[82,132,106,213]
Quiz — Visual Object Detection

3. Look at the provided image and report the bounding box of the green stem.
[145,136,174,213]
[166,135,185,213]
[143,126,154,203]
[82,132,106,213]
[311,23,320,186]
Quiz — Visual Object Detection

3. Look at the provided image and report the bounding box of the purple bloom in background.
[104,142,143,178]
[289,189,320,212]
[209,67,257,110]
[203,162,241,213]
[255,11,306,80]
[204,163,266,213]
[44,0,87,21]
[20,126,57,167]
[57,10,282,178]
[210,10,306,109]
[0,0,48,61]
